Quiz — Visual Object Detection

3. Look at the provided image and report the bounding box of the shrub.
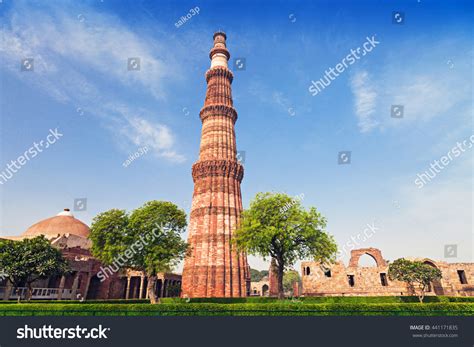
[0,302,471,316]
[1,296,471,305]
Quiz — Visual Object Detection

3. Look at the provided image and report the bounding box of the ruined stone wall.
[269,259,279,297]
[301,260,406,296]
[250,279,269,296]
[429,262,474,296]
[301,248,474,297]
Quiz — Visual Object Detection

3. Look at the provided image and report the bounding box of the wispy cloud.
[246,80,296,116]
[349,38,472,134]
[350,70,378,133]
[0,1,185,162]
[105,104,186,163]
[126,118,184,162]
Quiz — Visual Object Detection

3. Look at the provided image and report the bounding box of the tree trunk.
[418,284,425,303]
[16,288,21,303]
[408,283,416,297]
[26,283,33,302]
[146,275,160,304]
[277,262,285,299]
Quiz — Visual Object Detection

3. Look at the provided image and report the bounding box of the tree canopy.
[89,201,189,304]
[388,258,442,303]
[283,270,301,294]
[250,268,269,282]
[234,192,337,298]
[0,236,69,301]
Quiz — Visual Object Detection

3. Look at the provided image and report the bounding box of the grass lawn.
[0,296,472,316]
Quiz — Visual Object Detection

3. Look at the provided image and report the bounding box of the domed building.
[23,208,90,238]
[0,209,182,301]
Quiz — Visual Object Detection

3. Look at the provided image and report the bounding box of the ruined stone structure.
[251,261,300,297]
[268,258,279,297]
[123,270,182,300]
[292,281,301,297]
[0,209,181,301]
[302,248,474,297]
[250,277,270,296]
[181,32,250,298]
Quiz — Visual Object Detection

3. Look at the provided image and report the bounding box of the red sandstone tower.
[181,32,250,298]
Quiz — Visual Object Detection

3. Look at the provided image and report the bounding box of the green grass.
[0,301,472,316]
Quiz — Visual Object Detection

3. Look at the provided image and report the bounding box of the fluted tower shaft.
[181,32,250,298]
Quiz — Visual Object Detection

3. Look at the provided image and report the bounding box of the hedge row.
[2,296,473,305]
[161,296,474,304]
[0,302,472,316]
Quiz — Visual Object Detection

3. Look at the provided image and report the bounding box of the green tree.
[283,270,301,294]
[250,268,269,282]
[90,201,189,304]
[89,209,129,265]
[0,236,69,302]
[388,258,442,303]
[234,192,337,299]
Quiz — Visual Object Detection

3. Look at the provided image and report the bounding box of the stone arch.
[423,260,444,295]
[423,259,438,268]
[358,253,378,267]
[262,284,269,296]
[349,248,387,268]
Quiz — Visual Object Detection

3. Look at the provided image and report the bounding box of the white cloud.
[0,2,184,162]
[122,115,186,163]
[2,6,171,99]
[350,70,378,133]
[95,103,186,163]
[349,38,472,134]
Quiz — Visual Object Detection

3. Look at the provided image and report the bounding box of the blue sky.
[0,0,472,271]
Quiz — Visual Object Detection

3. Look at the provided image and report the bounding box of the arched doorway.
[358,253,379,267]
[262,284,269,296]
[423,261,444,295]
[349,248,387,268]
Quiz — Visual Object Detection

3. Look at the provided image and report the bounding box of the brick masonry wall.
[301,248,474,297]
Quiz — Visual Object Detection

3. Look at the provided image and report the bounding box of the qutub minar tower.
[181,32,250,297]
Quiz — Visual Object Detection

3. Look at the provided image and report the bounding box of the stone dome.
[22,209,90,238]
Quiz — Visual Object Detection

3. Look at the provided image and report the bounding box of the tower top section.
[213,31,227,40]
[210,31,230,68]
